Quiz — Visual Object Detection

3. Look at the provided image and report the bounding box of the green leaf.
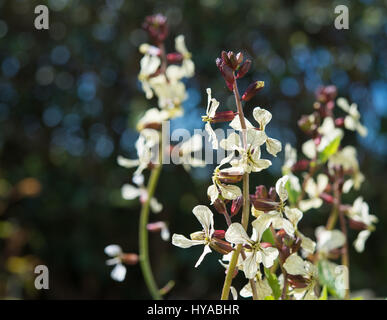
[264,268,281,300]
[264,295,275,300]
[262,228,275,245]
[317,259,346,299]
[318,135,341,163]
[319,285,328,300]
[285,177,300,205]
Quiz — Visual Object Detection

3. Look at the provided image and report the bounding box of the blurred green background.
[0,0,386,299]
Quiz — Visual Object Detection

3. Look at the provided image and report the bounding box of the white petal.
[246,129,267,147]
[205,122,218,150]
[276,175,289,202]
[195,245,212,268]
[161,225,170,241]
[229,116,254,131]
[110,263,127,282]
[252,217,272,242]
[207,184,219,204]
[220,132,241,151]
[266,137,282,157]
[150,197,163,213]
[117,155,140,168]
[230,286,238,300]
[104,244,122,257]
[172,234,203,248]
[261,247,279,268]
[225,223,251,245]
[192,205,214,237]
[283,253,307,276]
[284,207,303,228]
[121,184,142,200]
[253,107,272,129]
[302,140,316,159]
[354,230,370,253]
[219,183,242,200]
[243,252,259,279]
[316,174,329,194]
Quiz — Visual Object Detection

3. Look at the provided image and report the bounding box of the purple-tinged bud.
[320,192,334,204]
[315,85,337,103]
[268,187,277,201]
[235,52,243,65]
[230,196,243,217]
[210,238,233,255]
[213,229,226,239]
[335,117,345,127]
[255,185,268,199]
[213,198,227,215]
[120,253,139,265]
[291,159,310,172]
[241,81,265,101]
[142,14,169,44]
[348,218,368,231]
[211,111,236,123]
[291,237,302,253]
[216,57,235,91]
[250,197,279,212]
[166,52,183,63]
[260,242,273,249]
[236,59,251,79]
[217,168,244,184]
[288,275,309,289]
[227,51,238,69]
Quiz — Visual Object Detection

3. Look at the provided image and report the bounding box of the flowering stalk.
[220,72,253,300]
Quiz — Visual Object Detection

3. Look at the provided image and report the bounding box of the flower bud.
[216,57,234,90]
[213,229,226,239]
[335,117,345,127]
[167,52,183,63]
[348,218,368,231]
[210,238,233,255]
[268,187,278,201]
[213,198,227,215]
[230,195,243,217]
[142,14,169,44]
[190,231,205,241]
[217,168,244,184]
[291,159,310,172]
[298,114,317,133]
[255,185,268,199]
[320,192,334,204]
[241,81,265,101]
[235,52,243,65]
[236,59,251,79]
[315,85,337,103]
[120,253,139,265]
[287,275,308,289]
[250,197,279,212]
[211,111,236,123]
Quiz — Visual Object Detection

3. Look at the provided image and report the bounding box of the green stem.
[139,138,163,300]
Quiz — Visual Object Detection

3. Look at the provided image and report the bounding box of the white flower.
[202,88,220,149]
[254,176,296,237]
[282,143,297,173]
[240,272,273,300]
[172,205,215,267]
[315,226,345,256]
[120,174,163,213]
[337,97,367,137]
[225,220,279,279]
[104,245,127,282]
[283,253,318,300]
[220,130,271,174]
[302,139,317,160]
[252,107,282,156]
[176,133,206,171]
[347,197,377,253]
[175,35,194,78]
[117,129,160,177]
[299,174,329,212]
[136,108,169,131]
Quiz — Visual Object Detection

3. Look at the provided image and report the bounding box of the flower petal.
[172,234,203,248]
[276,175,289,202]
[225,223,251,245]
[110,263,127,282]
[104,244,122,257]
[192,205,214,236]
[195,244,212,268]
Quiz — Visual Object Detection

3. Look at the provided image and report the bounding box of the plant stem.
[221,77,253,300]
[138,134,163,300]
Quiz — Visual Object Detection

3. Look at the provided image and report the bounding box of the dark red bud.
[142,14,169,44]
[213,229,226,239]
[236,52,243,65]
[241,81,265,101]
[348,218,368,231]
[213,198,227,215]
[316,85,337,103]
[255,185,268,199]
[236,59,251,79]
[210,238,233,255]
[166,52,183,63]
[335,117,345,127]
[120,253,139,265]
[291,159,310,172]
[211,111,236,123]
[268,187,277,201]
[320,192,334,204]
[230,195,243,217]
[260,242,273,248]
[288,275,309,289]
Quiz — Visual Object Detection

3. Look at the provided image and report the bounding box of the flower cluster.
[105,14,196,285]
[172,57,374,300]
